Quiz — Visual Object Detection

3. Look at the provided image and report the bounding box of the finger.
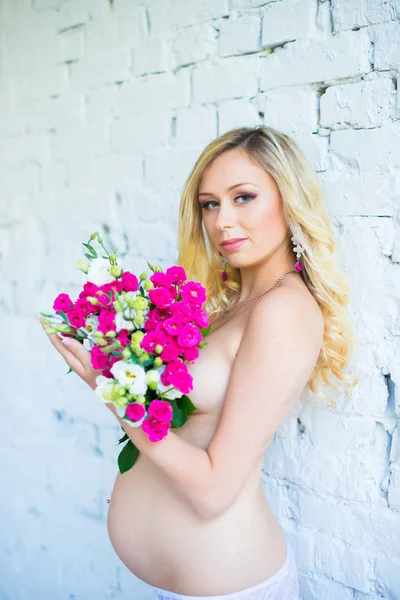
[61,337,93,370]
[40,318,85,374]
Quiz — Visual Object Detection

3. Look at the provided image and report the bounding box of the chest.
[184,320,243,418]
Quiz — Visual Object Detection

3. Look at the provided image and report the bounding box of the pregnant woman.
[42,126,357,599]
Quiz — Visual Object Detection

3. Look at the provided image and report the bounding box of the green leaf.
[142,359,154,368]
[177,394,197,415]
[200,324,211,338]
[65,367,73,375]
[84,253,93,260]
[118,439,139,474]
[57,310,71,325]
[171,401,187,428]
[139,285,145,296]
[82,243,98,258]
[39,312,55,318]
[117,433,129,445]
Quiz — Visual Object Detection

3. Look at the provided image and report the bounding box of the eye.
[199,194,256,210]
[235,194,255,203]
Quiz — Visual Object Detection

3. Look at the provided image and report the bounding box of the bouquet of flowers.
[40,232,210,473]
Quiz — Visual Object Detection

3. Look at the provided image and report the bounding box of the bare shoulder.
[249,276,324,354]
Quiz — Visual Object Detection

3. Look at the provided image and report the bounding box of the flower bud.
[57,323,71,332]
[115,395,128,408]
[87,296,99,305]
[114,384,126,397]
[125,296,135,308]
[97,338,109,347]
[106,330,117,338]
[109,265,122,278]
[122,348,132,360]
[136,395,146,405]
[133,297,148,311]
[134,315,145,326]
[113,340,121,349]
[132,331,145,342]
[89,233,97,241]
[144,280,154,291]
[155,264,163,272]
[45,327,57,334]
[102,383,117,401]
[199,340,206,348]
[78,259,89,274]
[154,357,163,368]
[109,253,117,262]
[155,344,163,355]
[113,300,123,312]
[146,370,160,385]
[97,236,103,244]
[134,346,144,357]
[139,271,147,280]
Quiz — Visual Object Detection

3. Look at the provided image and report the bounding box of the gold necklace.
[209,269,299,335]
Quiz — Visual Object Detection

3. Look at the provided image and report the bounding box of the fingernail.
[62,338,72,345]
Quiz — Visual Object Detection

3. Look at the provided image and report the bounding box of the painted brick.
[0,1,399,599]
[192,56,260,103]
[260,30,371,89]
[320,78,395,129]
[219,14,261,57]
[261,0,317,47]
[331,0,400,33]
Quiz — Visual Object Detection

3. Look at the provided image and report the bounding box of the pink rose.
[171,300,193,324]
[102,355,120,378]
[53,293,73,313]
[117,329,130,348]
[162,317,183,337]
[142,417,171,442]
[166,265,186,285]
[148,400,173,422]
[79,282,99,299]
[148,287,174,308]
[122,271,139,292]
[125,403,146,422]
[180,281,206,306]
[91,345,110,370]
[68,309,86,329]
[98,309,116,334]
[144,318,158,332]
[169,369,193,394]
[74,298,93,317]
[191,309,209,329]
[160,340,182,362]
[177,324,202,348]
[183,346,199,363]
[160,359,186,386]
[150,272,172,287]
[141,329,167,353]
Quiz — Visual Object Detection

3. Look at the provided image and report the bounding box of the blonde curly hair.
[177,125,358,407]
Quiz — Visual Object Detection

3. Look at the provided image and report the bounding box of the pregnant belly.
[106,439,283,593]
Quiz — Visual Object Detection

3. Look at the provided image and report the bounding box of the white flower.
[86,257,115,286]
[94,376,116,403]
[115,311,135,333]
[110,361,148,395]
[85,315,99,342]
[154,366,183,400]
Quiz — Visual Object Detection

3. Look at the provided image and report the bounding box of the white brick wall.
[0,1,399,599]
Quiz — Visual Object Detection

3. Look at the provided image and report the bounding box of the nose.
[214,200,235,232]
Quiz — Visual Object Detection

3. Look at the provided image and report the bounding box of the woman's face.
[198,148,290,269]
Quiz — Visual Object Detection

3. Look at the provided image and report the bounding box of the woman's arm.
[41,291,323,521]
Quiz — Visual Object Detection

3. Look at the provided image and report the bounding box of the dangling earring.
[218,251,228,281]
[291,235,304,271]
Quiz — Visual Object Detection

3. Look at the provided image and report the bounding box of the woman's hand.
[39,317,102,391]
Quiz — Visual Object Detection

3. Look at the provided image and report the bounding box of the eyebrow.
[198,182,259,197]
